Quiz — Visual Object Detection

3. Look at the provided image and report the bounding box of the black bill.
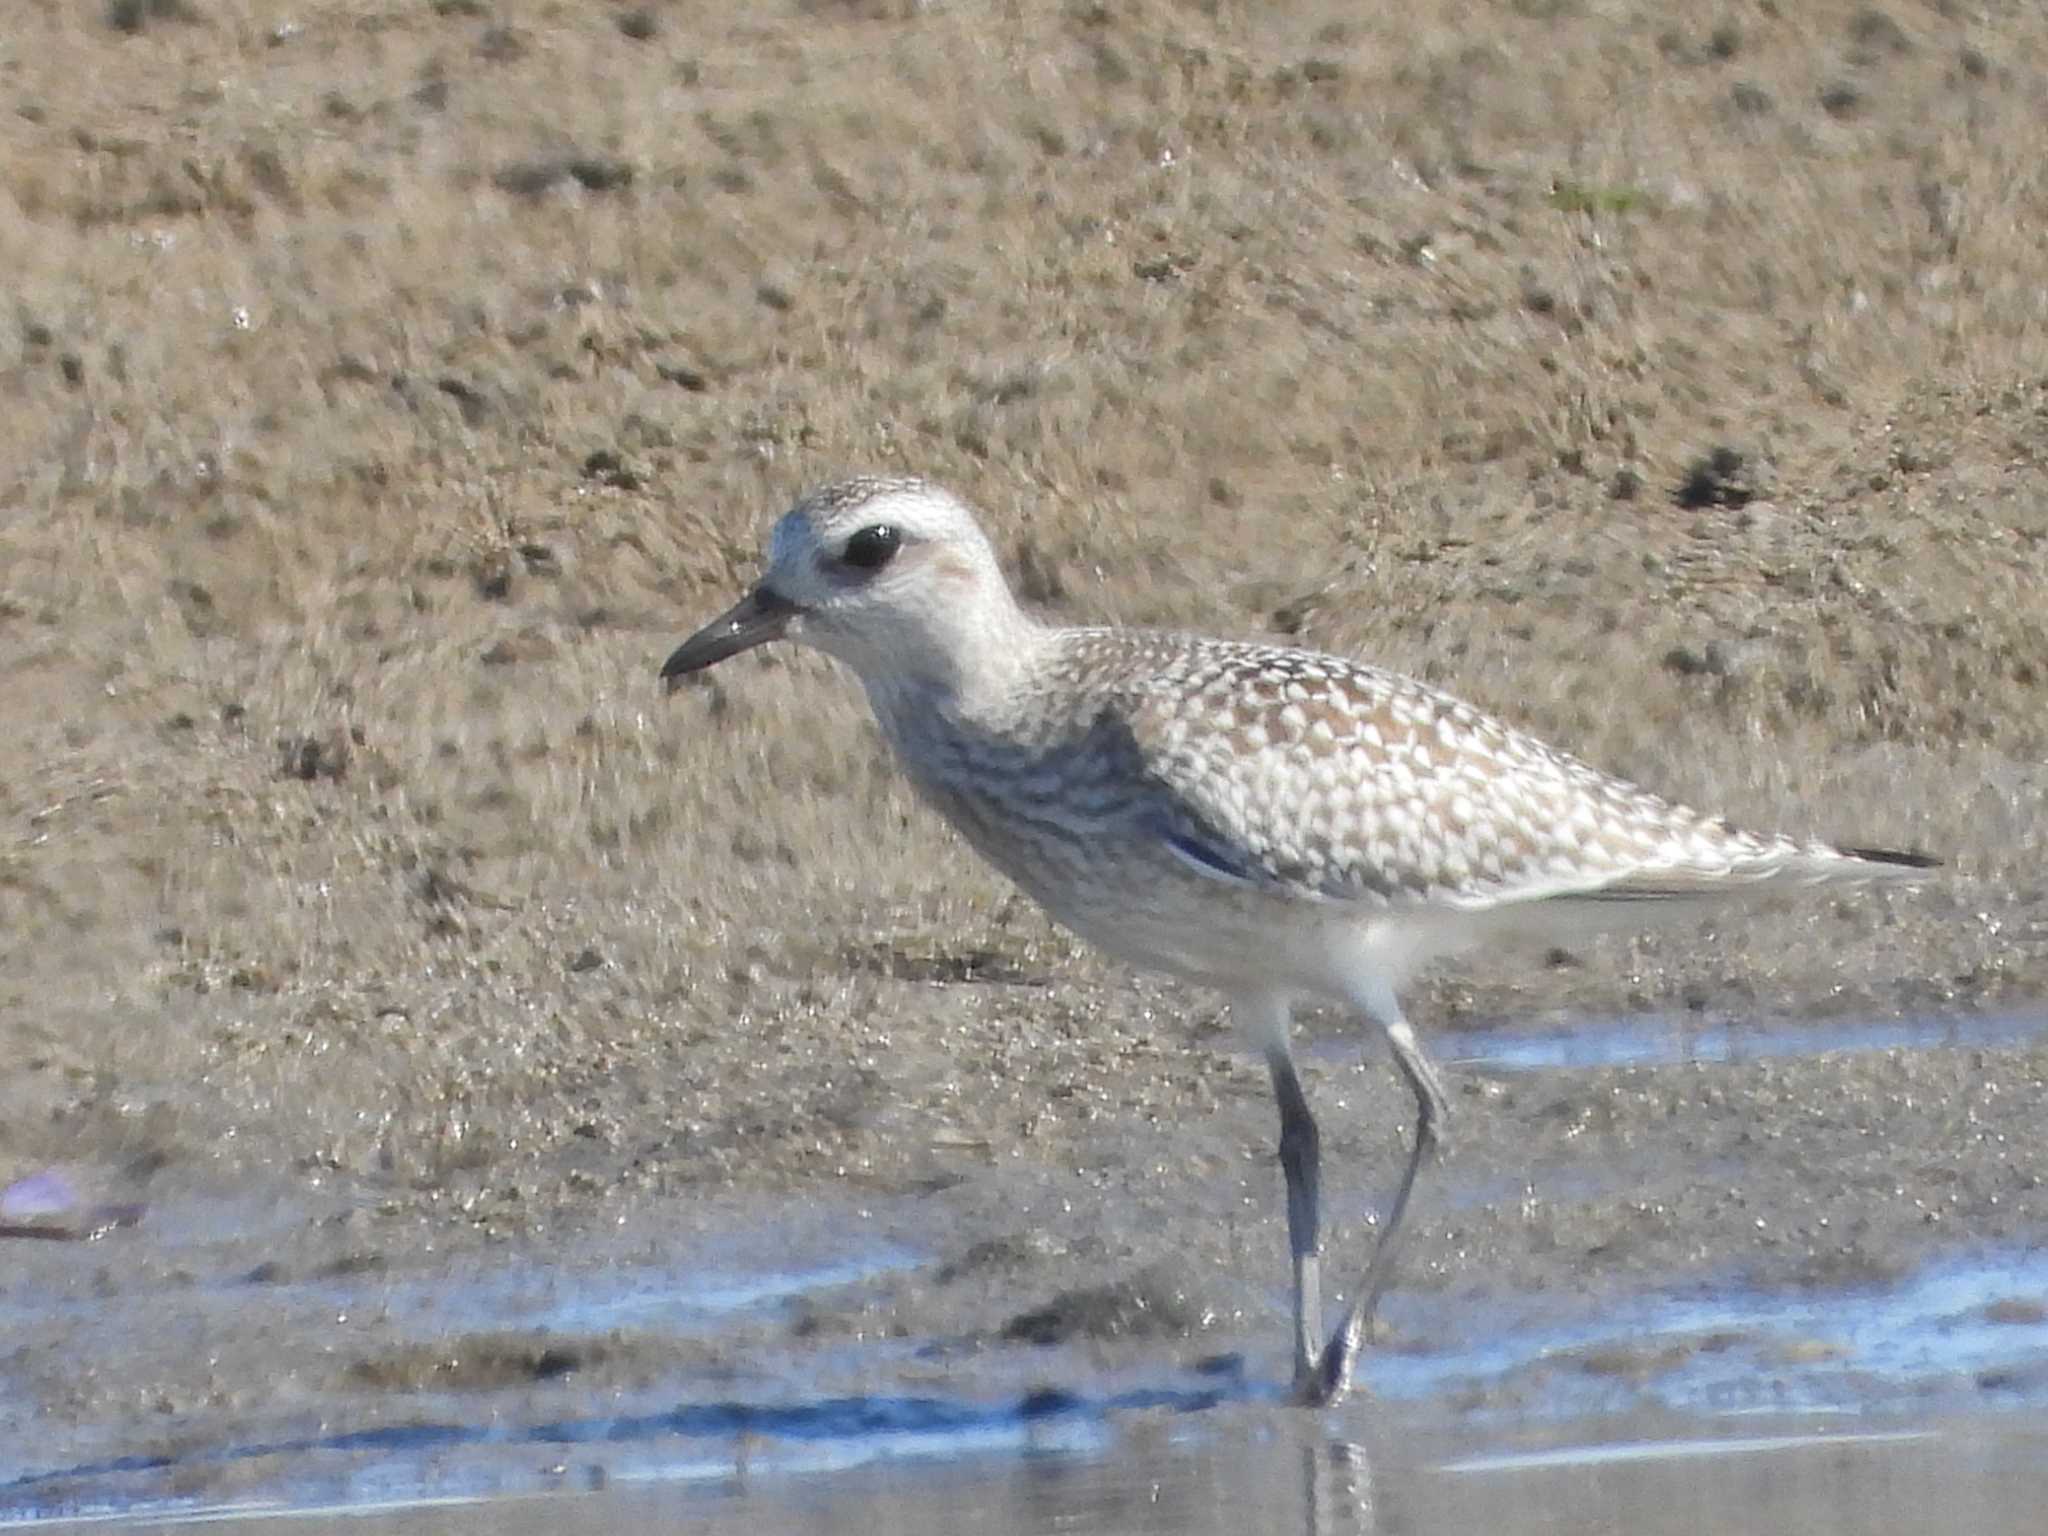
[660,586,800,685]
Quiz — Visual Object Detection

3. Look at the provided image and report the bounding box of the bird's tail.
[1566,839,1939,903]
[1834,844,1942,873]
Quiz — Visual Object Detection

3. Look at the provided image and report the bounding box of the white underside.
[1079,860,1918,1059]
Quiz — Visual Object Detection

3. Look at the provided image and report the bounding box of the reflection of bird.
[663,477,1935,1403]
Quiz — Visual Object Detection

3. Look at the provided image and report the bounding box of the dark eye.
[840,523,901,571]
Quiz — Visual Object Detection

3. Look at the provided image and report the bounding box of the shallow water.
[13,1410,2048,1535]
[1370,1244,2048,1417]
[7,1230,2048,1528]
[1421,1009,2048,1074]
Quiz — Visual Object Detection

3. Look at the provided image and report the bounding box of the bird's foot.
[1292,1320,1366,1406]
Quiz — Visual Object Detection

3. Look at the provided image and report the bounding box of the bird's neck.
[861,603,1056,738]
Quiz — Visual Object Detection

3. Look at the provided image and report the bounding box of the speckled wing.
[1101,635,1814,912]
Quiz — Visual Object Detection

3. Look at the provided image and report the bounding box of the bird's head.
[662,477,1031,696]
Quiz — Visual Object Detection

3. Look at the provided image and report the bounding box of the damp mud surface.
[3,0,2048,1527]
[10,1008,2048,1525]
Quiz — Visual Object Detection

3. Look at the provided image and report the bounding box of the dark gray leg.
[1266,1047,1324,1391]
[1312,1017,1451,1404]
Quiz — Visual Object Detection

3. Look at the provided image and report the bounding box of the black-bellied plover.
[662,476,1934,1404]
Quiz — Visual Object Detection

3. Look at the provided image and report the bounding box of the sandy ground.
[2,0,2047,1501]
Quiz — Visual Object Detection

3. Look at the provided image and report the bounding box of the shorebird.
[661,476,1933,1404]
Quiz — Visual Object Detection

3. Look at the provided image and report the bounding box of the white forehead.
[767,477,978,565]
